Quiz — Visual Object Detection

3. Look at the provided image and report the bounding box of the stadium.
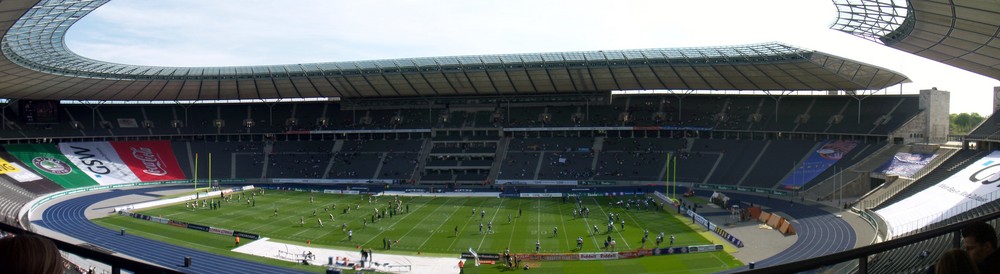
[0,0,998,273]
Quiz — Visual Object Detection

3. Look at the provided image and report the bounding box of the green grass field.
[94,189,742,273]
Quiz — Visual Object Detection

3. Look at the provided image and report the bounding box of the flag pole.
[208,153,212,189]
[672,154,677,199]
[194,153,199,190]
[663,153,671,197]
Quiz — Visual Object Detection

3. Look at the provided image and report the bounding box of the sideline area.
[234,237,461,273]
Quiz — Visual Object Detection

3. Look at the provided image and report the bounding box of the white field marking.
[445,198,493,251]
[476,198,506,251]
[505,199,524,250]
[416,197,465,249]
[358,197,434,247]
[574,202,601,250]
[397,197,456,244]
[556,199,571,250]
[536,199,541,243]
[590,197,631,249]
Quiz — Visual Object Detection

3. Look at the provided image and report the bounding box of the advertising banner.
[59,142,142,185]
[187,223,210,232]
[578,252,618,260]
[3,144,99,189]
[0,150,62,195]
[617,250,653,259]
[875,152,937,177]
[460,253,501,260]
[514,254,578,261]
[168,220,187,228]
[110,140,186,182]
[209,227,235,236]
[781,140,858,189]
[877,151,1000,236]
[233,231,260,240]
[652,247,689,255]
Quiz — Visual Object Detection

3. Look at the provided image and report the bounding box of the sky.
[64,0,1000,115]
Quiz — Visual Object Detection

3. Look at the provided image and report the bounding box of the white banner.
[117,118,139,128]
[877,151,1000,237]
[0,157,44,183]
[59,142,141,185]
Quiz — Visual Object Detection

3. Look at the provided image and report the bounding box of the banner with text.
[0,152,65,194]
[110,140,186,182]
[3,144,99,189]
[59,142,142,185]
[877,151,1000,237]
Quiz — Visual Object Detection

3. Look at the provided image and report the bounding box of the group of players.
[185,190,419,250]
[188,190,677,254]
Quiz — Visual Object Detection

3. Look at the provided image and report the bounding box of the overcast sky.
[65,0,1000,115]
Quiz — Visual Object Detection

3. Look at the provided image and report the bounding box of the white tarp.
[877,151,1000,237]
[58,142,141,185]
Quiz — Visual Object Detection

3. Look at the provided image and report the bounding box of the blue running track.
[716,192,856,272]
[34,186,312,274]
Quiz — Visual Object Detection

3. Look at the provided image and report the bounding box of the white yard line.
[574,201,601,249]
[476,198,505,251]
[359,198,433,247]
[397,198,453,243]
[445,199,492,251]
[590,197,631,249]
[416,198,464,249]
[505,199,523,250]
[556,200,571,250]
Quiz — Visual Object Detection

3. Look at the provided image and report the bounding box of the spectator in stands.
[933,248,979,274]
[0,234,65,274]
[961,222,1000,274]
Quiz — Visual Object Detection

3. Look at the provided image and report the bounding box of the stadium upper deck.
[0,0,910,101]
[833,0,1000,81]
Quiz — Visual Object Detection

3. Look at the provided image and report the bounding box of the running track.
[718,192,856,272]
[34,186,311,274]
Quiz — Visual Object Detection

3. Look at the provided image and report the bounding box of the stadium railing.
[742,208,1000,273]
[0,221,183,274]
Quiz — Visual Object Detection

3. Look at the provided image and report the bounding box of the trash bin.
[748,262,755,269]
[328,256,334,265]
[184,256,191,267]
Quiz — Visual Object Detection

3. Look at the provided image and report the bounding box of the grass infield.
[94,189,742,273]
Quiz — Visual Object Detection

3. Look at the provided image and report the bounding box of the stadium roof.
[832,0,1000,80]
[0,0,909,101]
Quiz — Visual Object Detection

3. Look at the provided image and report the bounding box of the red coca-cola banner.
[111,140,186,182]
